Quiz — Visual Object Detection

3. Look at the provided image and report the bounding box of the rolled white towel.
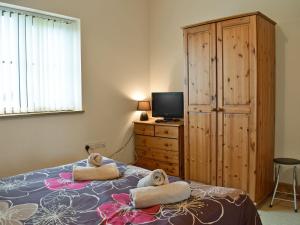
[137,169,169,187]
[73,163,120,181]
[87,153,103,167]
[130,181,191,208]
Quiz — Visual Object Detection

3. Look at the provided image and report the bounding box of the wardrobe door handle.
[212,108,217,112]
[218,107,224,112]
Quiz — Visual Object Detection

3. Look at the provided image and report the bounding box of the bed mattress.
[0,158,261,225]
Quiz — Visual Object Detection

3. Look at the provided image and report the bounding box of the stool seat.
[274,158,300,165]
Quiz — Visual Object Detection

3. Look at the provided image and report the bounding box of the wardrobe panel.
[186,24,216,108]
[255,16,276,202]
[189,112,216,184]
[188,31,211,105]
[216,16,255,192]
[223,113,249,191]
[223,24,250,105]
[184,23,217,183]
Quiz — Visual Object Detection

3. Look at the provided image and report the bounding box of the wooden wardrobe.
[183,12,276,203]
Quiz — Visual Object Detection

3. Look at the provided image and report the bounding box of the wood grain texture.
[135,135,179,151]
[255,15,276,203]
[217,16,256,198]
[183,29,190,179]
[223,114,249,191]
[222,22,250,105]
[184,23,217,184]
[187,24,217,108]
[182,11,276,29]
[188,26,212,105]
[136,147,179,163]
[134,119,183,127]
[216,21,224,186]
[189,112,216,184]
[136,157,179,176]
[184,13,275,204]
[134,121,184,177]
[155,126,178,139]
[134,124,154,136]
[247,15,258,202]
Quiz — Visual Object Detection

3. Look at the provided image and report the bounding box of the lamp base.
[140,111,149,121]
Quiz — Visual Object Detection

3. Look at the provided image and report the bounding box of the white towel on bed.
[130,181,191,208]
[73,163,120,181]
[137,169,169,187]
[87,153,103,167]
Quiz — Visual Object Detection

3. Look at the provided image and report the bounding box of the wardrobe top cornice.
[182,11,276,29]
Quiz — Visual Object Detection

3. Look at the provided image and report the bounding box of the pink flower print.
[44,172,90,190]
[97,193,160,225]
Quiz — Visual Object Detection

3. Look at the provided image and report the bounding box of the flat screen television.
[152,92,183,122]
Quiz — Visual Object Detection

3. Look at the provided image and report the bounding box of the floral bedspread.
[0,158,261,225]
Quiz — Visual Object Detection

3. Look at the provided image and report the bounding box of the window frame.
[0,2,84,118]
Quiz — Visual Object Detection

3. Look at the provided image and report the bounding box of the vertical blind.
[0,7,82,115]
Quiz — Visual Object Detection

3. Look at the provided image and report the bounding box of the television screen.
[152,92,183,119]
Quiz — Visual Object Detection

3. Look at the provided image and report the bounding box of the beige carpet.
[258,197,300,225]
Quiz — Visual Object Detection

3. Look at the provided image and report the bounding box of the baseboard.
[256,182,299,207]
[277,182,300,200]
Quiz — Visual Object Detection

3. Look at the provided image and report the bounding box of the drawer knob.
[164,143,169,147]
[164,130,169,134]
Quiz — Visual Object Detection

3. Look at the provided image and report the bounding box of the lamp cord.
[109,133,134,159]
[85,132,135,161]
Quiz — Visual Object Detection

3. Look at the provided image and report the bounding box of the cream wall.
[149,0,300,183]
[0,0,149,177]
[1,0,299,184]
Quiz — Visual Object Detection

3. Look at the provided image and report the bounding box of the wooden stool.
[269,158,300,212]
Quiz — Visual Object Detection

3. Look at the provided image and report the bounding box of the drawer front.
[135,135,178,151]
[134,124,154,136]
[155,125,178,138]
[136,157,179,176]
[136,147,179,164]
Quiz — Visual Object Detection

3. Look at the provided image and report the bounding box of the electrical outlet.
[86,141,106,151]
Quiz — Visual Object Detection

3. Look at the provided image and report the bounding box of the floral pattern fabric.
[44,172,90,190]
[97,193,160,225]
[0,201,38,225]
[0,158,262,225]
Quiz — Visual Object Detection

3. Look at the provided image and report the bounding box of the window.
[0,4,82,116]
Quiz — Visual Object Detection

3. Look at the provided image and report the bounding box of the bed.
[0,157,261,225]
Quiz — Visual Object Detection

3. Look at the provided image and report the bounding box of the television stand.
[133,120,184,177]
[155,118,181,123]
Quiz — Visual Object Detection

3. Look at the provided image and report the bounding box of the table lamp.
[137,100,151,121]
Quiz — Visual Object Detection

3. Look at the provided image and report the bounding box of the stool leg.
[270,164,280,207]
[275,162,278,179]
[293,166,298,212]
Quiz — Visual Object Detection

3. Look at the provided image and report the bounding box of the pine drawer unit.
[134,120,184,177]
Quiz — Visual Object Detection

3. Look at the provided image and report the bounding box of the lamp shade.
[137,101,151,111]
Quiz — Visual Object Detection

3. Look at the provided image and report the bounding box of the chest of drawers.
[134,120,184,177]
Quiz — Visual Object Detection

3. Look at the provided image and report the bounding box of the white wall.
[0,0,149,177]
[149,0,300,183]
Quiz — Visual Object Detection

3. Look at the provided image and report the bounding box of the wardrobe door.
[216,16,257,192]
[184,24,217,185]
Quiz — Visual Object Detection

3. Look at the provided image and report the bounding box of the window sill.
[0,110,85,119]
